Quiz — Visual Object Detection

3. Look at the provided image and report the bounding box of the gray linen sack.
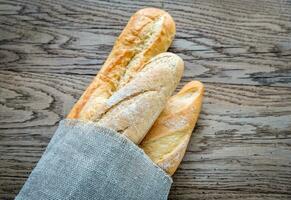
[16,119,172,200]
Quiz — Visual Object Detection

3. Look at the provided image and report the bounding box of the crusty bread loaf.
[140,81,204,175]
[95,53,184,144]
[67,8,176,120]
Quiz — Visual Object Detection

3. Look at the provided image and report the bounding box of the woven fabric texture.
[16,119,172,200]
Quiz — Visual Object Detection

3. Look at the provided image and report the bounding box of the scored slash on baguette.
[67,8,176,121]
[95,53,184,144]
[140,81,204,175]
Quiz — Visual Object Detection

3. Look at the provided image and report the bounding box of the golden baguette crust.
[67,8,176,120]
[95,53,184,144]
[140,81,204,175]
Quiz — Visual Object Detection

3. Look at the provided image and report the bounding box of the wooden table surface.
[0,0,291,199]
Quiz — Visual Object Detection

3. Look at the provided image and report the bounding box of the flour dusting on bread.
[67,8,176,120]
[140,81,204,175]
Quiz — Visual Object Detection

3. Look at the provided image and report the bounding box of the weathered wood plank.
[0,71,290,199]
[0,0,290,86]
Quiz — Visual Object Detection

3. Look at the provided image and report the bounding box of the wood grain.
[0,0,291,199]
[1,0,290,86]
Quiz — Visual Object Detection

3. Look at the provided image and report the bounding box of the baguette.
[95,53,184,144]
[67,8,176,120]
[140,81,204,175]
